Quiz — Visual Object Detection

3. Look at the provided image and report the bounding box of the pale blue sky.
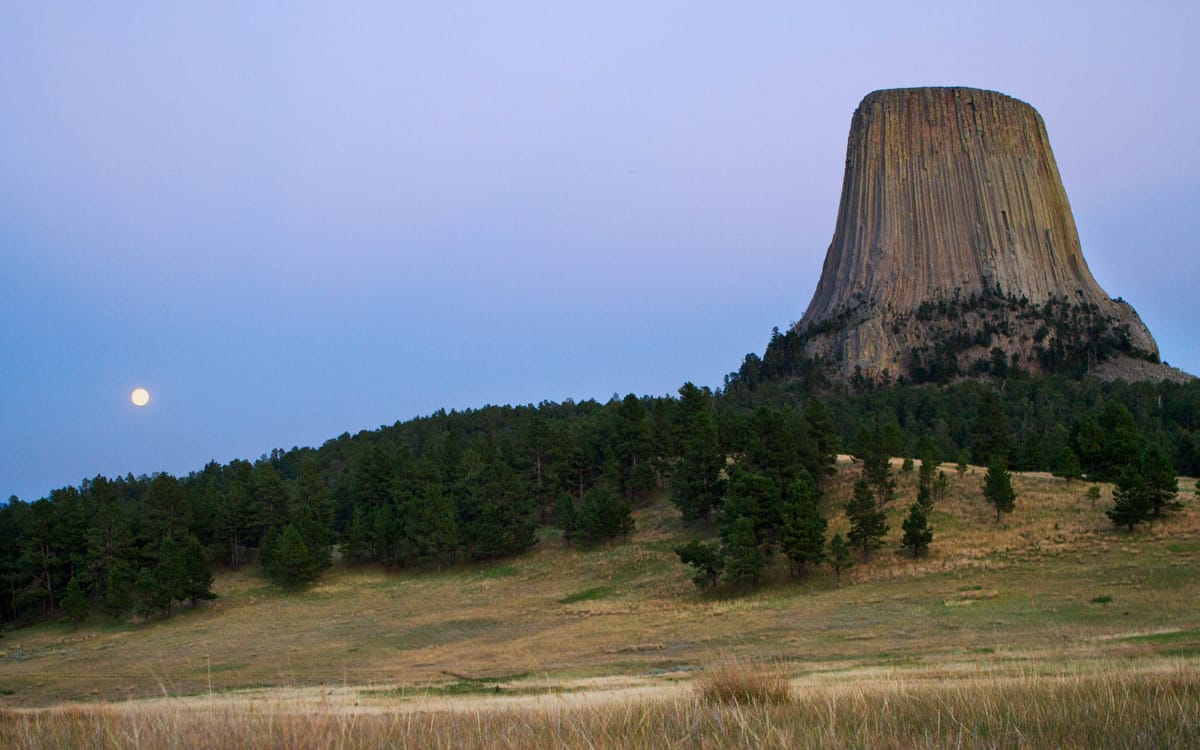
[3,2,1197,501]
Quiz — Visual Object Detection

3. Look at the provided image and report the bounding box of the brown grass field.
[2,461,1198,747]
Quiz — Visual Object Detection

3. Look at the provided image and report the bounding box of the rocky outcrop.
[786,87,1163,383]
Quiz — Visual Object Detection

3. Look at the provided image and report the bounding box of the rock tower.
[785,87,1160,383]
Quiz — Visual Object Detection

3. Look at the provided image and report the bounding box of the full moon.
[131,388,150,407]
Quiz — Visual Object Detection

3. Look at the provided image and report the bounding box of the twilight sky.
[3,2,1197,502]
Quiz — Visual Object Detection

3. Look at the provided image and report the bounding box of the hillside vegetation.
[2,461,1196,709]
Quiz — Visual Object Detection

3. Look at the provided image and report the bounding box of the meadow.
[2,460,1198,747]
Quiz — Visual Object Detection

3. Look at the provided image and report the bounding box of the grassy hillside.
[1,461,1198,746]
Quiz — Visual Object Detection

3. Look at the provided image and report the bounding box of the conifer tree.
[61,575,90,624]
[722,516,766,586]
[574,488,634,546]
[934,470,949,501]
[802,398,840,486]
[721,468,780,549]
[270,524,318,588]
[134,568,168,620]
[829,533,853,586]
[340,506,372,564]
[154,537,187,616]
[181,535,215,606]
[1139,444,1179,518]
[845,479,888,561]
[291,456,334,570]
[982,455,1016,522]
[918,451,938,490]
[552,493,577,545]
[1053,447,1083,483]
[901,502,933,557]
[779,472,826,578]
[675,541,724,589]
[100,568,132,619]
[671,383,725,523]
[916,481,933,513]
[857,429,897,508]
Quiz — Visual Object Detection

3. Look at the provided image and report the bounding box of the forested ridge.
[3,370,1198,626]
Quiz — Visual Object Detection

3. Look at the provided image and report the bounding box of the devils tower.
[770,87,1168,385]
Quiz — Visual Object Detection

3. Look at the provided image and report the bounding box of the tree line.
[2,373,1196,626]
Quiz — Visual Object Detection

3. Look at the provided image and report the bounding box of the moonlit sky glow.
[2,3,1197,501]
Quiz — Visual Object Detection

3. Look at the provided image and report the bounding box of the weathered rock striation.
[782,87,1167,384]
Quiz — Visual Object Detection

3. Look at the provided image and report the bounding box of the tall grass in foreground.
[694,655,794,706]
[2,667,1197,749]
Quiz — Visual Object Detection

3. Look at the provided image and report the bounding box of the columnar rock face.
[789,87,1161,383]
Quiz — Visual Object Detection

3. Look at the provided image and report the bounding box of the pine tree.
[574,488,634,546]
[181,535,215,606]
[982,455,1016,522]
[934,470,949,501]
[1053,447,1083,483]
[829,533,853,586]
[722,516,766,586]
[675,541,724,589]
[846,479,888,561]
[613,394,655,503]
[270,524,318,588]
[918,451,938,489]
[858,429,897,508]
[134,568,168,620]
[100,568,132,619]
[900,502,933,557]
[802,398,840,486]
[1107,464,1152,531]
[670,383,725,523]
[779,472,826,578]
[291,456,334,571]
[61,575,90,624]
[721,468,780,549]
[972,391,1013,464]
[916,481,933,513]
[552,493,577,545]
[1140,444,1179,518]
[154,537,187,616]
[340,506,372,564]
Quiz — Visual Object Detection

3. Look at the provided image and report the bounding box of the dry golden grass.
[694,655,793,706]
[2,662,1196,749]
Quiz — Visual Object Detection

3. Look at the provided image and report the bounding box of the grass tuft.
[694,656,794,706]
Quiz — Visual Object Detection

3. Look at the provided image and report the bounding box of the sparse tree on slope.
[901,502,933,558]
[982,455,1016,522]
[846,479,888,561]
[1107,467,1150,532]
